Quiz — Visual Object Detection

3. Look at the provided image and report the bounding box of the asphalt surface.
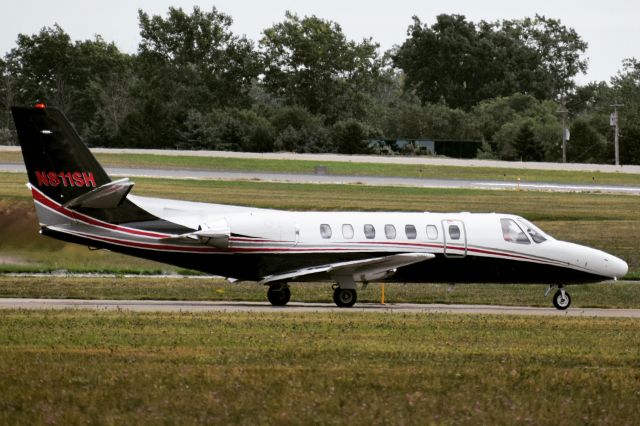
[4,145,640,174]
[1,298,639,318]
[2,163,640,194]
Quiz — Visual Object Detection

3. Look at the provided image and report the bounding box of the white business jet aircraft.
[11,104,628,309]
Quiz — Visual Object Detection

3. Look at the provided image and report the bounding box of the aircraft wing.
[259,252,434,285]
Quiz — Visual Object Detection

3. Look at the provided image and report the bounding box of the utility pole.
[610,102,623,166]
[557,100,568,163]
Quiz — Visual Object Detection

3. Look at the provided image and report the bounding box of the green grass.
[0,276,639,308]
[0,310,638,424]
[2,149,640,185]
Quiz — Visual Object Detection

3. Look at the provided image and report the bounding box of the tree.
[118,6,262,148]
[137,6,260,110]
[71,37,133,128]
[566,60,640,164]
[393,15,481,109]
[609,59,640,164]
[4,25,75,112]
[4,25,135,144]
[0,58,18,133]
[378,101,473,140]
[176,109,216,150]
[512,121,543,161]
[472,94,561,161]
[567,117,608,163]
[503,15,588,99]
[85,68,137,145]
[393,14,588,109]
[274,125,332,153]
[260,12,382,122]
[331,119,380,154]
[210,109,275,152]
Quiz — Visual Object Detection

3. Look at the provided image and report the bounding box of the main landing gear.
[545,284,571,310]
[266,283,359,307]
[333,286,357,308]
[267,283,291,306]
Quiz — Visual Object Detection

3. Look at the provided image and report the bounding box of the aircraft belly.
[393,254,609,284]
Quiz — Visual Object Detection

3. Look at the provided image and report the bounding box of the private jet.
[11,103,629,309]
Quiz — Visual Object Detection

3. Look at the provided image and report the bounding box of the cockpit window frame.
[500,218,531,245]
[516,218,549,244]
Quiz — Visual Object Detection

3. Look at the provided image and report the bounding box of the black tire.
[267,285,291,306]
[333,288,357,308]
[552,290,571,310]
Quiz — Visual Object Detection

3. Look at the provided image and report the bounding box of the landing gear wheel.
[552,289,571,310]
[333,288,357,308]
[267,285,291,306]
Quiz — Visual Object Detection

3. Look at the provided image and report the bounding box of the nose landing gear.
[545,284,571,310]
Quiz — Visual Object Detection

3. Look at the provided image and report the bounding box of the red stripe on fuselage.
[31,186,171,239]
[31,186,565,268]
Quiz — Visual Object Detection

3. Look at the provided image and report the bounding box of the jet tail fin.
[11,104,111,206]
[11,103,161,228]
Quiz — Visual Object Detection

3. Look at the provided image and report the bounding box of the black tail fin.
[10,104,163,228]
[11,104,111,205]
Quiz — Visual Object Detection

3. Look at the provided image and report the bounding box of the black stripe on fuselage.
[41,227,608,284]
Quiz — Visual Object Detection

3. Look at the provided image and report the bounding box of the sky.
[1,0,639,84]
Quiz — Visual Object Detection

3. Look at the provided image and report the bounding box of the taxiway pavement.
[1,298,639,318]
[3,145,640,174]
[2,163,639,195]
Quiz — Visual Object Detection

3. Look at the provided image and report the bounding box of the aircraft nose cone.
[607,255,629,279]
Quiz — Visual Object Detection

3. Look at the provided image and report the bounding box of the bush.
[331,119,380,154]
[0,127,16,145]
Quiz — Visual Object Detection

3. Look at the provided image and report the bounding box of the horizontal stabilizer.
[63,178,134,209]
[259,252,435,285]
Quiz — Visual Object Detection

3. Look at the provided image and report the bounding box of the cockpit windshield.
[501,219,530,244]
[516,218,550,243]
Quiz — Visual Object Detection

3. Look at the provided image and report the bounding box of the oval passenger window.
[426,225,438,240]
[448,225,461,240]
[320,224,332,239]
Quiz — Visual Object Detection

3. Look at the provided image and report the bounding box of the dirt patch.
[0,254,29,265]
[0,200,39,244]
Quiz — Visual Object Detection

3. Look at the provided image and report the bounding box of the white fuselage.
[129,195,628,281]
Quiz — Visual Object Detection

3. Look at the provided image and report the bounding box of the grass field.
[0,310,638,424]
[2,149,640,185]
[1,157,639,424]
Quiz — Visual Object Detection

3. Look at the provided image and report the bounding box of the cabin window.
[320,224,332,239]
[426,225,438,240]
[448,225,461,240]
[385,224,396,239]
[364,224,375,239]
[342,224,354,239]
[405,225,417,240]
[500,219,530,244]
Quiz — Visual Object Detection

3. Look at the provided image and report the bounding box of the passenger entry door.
[442,219,467,258]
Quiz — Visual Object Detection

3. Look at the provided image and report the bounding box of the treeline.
[1,7,639,163]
